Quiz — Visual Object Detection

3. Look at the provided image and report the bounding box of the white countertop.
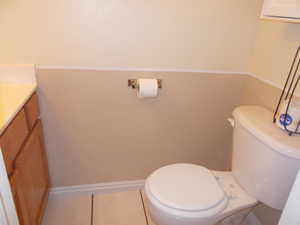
[0,65,37,135]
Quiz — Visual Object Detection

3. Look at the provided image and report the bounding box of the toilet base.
[149,203,253,225]
[145,171,257,225]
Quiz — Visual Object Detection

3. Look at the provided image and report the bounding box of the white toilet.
[145,106,300,225]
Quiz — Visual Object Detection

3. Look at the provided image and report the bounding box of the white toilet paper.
[137,79,158,98]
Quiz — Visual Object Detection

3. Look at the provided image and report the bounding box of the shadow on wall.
[283,23,300,42]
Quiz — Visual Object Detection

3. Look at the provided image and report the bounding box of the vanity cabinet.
[10,169,31,225]
[15,121,49,225]
[24,93,40,130]
[0,110,29,175]
[0,93,50,225]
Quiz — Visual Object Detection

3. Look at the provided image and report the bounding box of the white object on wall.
[227,118,235,127]
[137,79,158,98]
[278,168,300,225]
[261,0,300,22]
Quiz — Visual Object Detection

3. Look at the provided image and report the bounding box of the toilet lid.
[146,164,226,212]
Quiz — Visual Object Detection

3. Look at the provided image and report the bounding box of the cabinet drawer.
[24,93,40,130]
[0,109,29,175]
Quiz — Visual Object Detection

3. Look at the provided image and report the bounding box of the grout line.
[91,193,94,225]
[139,190,149,225]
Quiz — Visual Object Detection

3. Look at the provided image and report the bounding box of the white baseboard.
[50,179,145,195]
[245,212,262,225]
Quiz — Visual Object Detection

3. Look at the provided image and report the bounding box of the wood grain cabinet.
[0,92,50,225]
[24,93,40,131]
[10,169,31,225]
[0,110,29,175]
[15,121,50,225]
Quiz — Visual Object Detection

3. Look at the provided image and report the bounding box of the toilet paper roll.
[138,79,158,98]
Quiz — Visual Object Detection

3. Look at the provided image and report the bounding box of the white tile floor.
[42,193,92,225]
[42,190,251,225]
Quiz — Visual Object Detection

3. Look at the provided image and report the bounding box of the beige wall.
[249,20,300,95]
[0,0,262,71]
[241,75,281,112]
[37,69,247,187]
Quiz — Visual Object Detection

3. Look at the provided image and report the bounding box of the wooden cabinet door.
[10,169,31,225]
[24,93,40,130]
[0,109,29,175]
[15,120,50,225]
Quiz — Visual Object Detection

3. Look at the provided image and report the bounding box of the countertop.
[0,65,37,135]
[0,84,37,135]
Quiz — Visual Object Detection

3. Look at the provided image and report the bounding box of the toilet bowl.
[144,106,300,225]
[145,164,257,225]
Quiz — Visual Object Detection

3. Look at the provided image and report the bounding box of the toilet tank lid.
[233,106,300,159]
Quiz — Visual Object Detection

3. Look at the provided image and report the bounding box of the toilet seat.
[145,164,228,218]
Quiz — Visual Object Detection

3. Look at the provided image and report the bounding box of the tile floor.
[42,190,251,225]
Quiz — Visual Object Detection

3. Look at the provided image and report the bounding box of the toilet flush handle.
[227,118,235,127]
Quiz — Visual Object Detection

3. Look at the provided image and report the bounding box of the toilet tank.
[231,106,300,210]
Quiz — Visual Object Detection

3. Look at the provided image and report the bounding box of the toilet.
[145,106,300,225]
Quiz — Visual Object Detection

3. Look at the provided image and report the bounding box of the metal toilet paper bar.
[128,79,162,89]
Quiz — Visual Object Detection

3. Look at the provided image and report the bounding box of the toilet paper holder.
[128,79,162,89]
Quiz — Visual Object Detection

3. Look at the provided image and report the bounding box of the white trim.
[36,65,247,75]
[245,212,262,225]
[37,65,300,97]
[247,72,300,98]
[247,72,284,90]
[50,180,145,195]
